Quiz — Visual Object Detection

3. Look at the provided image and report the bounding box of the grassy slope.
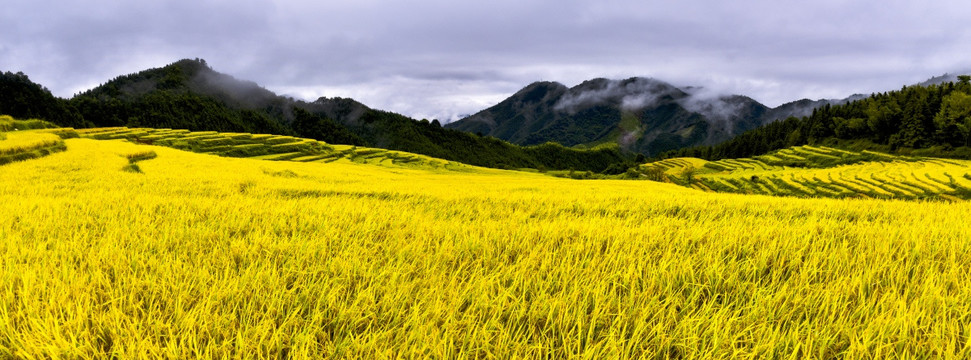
[642,145,971,201]
[1,137,971,357]
[77,127,475,171]
[0,117,77,165]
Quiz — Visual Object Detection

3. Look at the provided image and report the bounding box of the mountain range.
[0,59,627,172]
[3,58,967,170]
[446,78,865,156]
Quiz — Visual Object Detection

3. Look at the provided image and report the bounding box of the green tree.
[291,107,363,145]
[679,164,695,184]
[866,100,902,143]
[0,71,90,128]
[894,89,933,148]
[934,91,971,146]
[833,117,868,139]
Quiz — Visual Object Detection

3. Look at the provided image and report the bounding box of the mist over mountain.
[665,74,971,162]
[918,72,971,87]
[1,59,627,172]
[446,77,864,155]
[5,57,970,168]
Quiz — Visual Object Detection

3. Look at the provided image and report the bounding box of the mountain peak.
[552,77,686,114]
[78,58,284,111]
[446,76,859,155]
[170,58,212,73]
[511,81,569,103]
[917,72,971,87]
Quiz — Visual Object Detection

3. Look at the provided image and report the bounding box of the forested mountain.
[9,58,967,171]
[918,72,971,87]
[662,76,971,160]
[0,71,91,128]
[446,77,860,156]
[1,59,627,172]
[71,59,293,136]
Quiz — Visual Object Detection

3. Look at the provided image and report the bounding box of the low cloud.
[553,80,618,113]
[678,87,749,134]
[2,0,970,120]
[679,88,732,118]
[270,76,517,123]
[554,78,679,114]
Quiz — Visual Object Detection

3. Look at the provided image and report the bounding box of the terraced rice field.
[77,127,471,171]
[8,118,971,357]
[643,145,971,201]
[5,135,971,358]
[0,128,77,165]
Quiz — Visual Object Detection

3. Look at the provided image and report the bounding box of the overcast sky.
[3,0,970,122]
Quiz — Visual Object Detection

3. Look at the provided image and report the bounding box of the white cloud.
[2,0,971,118]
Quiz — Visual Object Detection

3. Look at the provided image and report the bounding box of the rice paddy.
[642,145,971,201]
[3,127,971,358]
[77,127,471,171]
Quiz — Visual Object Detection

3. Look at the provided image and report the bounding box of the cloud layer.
[3,0,970,122]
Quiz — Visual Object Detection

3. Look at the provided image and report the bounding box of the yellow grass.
[651,149,971,200]
[0,131,61,155]
[2,138,971,358]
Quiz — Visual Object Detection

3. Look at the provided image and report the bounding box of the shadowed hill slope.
[447,77,860,156]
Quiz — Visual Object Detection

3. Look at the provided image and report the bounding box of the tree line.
[661,76,971,160]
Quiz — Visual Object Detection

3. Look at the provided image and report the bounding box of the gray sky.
[3,0,970,122]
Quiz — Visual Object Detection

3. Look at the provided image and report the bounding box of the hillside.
[0,72,90,128]
[2,123,971,357]
[446,77,859,156]
[0,115,77,165]
[76,125,971,201]
[76,126,479,171]
[664,75,971,162]
[1,59,626,172]
[641,144,971,201]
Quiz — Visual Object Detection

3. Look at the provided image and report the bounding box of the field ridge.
[641,145,971,201]
[0,116,79,165]
[77,127,475,171]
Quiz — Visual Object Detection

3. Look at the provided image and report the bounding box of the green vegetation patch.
[0,115,61,132]
[0,127,68,166]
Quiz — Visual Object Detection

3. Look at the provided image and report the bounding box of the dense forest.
[0,60,628,172]
[662,76,971,160]
[0,71,91,128]
[447,79,762,157]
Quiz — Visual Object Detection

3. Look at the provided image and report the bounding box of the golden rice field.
[643,145,971,201]
[0,130,68,166]
[3,131,971,358]
[76,127,472,171]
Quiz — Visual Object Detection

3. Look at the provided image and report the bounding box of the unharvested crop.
[0,130,68,165]
[2,137,971,358]
[644,145,971,200]
[76,127,469,170]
